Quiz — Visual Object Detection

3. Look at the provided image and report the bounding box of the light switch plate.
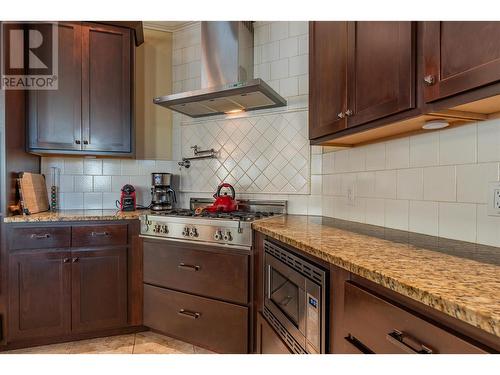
[488,182,500,216]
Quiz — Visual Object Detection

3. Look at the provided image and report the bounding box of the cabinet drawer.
[72,224,127,247]
[344,282,488,354]
[143,284,248,353]
[143,240,249,304]
[9,227,71,250]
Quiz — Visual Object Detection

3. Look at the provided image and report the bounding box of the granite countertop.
[3,209,146,223]
[252,215,500,338]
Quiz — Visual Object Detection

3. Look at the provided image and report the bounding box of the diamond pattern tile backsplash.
[179,110,310,194]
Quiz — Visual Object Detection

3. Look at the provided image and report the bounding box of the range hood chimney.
[153,21,287,118]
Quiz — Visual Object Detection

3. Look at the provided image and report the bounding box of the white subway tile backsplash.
[439,202,477,242]
[279,77,299,97]
[298,34,308,55]
[477,119,500,162]
[364,143,386,171]
[83,159,102,175]
[64,159,83,175]
[121,160,138,175]
[386,137,409,169]
[348,148,366,172]
[74,176,93,193]
[397,168,423,200]
[270,22,289,41]
[476,204,500,247]
[456,163,499,203]
[112,176,130,192]
[439,124,477,165]
[270,59,289,80]
[261,41,279,63]
[93,175,112,192]
[409,201,438,236]
[102,192,119,209]
[308,195,322,216]
[333,150,349,173]
[59,175,74,193]
[311,154,322,175]
[356,172,375,198]
[364,198,385,226]
[279,37,298,58]
[103,159,121,175]
[83,193,102,209]
[289,55,308,76]
[410,132,439,167]
[375,170,397,199]
[423,166,456,202]
[385,199,409,231]
[62,192,84,209]
[289,21,308,37]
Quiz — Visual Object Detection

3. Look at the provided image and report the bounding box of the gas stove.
[140,198,287,249]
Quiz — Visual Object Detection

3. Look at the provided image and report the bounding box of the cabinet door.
[309,22,348,139]
[71,248,127,333]
[256,313,293,354]
[423,21,500,102]
[8,251,71,341]
[82,23,132,153]
[28,22,82,151]
[347,22,415,127]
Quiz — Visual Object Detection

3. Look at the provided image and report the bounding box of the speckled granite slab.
[252,215,500,338]
[3,209,144,223]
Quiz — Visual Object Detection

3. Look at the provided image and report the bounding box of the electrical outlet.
[347,186,355,206]
[488,182,500,216]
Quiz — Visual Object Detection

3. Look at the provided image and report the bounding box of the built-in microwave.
[263,240,327,354]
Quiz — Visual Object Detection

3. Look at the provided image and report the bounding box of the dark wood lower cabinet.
[143,284,248,354]
[71,248,127,333]
[2,220,141,349]
[255,312,293,354]
[8,250,71,341]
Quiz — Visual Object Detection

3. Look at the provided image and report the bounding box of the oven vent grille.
[264,240,325,285]
[263,307,307,354]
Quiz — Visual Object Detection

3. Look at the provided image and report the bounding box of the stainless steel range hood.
[153,21,287,118]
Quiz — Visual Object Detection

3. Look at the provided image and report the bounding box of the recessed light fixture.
[422,119,450,130]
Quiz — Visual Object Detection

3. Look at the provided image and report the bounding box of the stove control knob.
[189,228,198,237]
[161,225,169,234]
[182,227,189,237]
[214,230,222,241]
[153,224,161,233]
[223,231,232,241]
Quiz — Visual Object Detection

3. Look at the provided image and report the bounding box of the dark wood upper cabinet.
[8,250,71,340]
[346,22,415,127]
[309,21,415,139]
[27,22,133,156]
[82,23,132,153]
[423,21,500,102]
[309,22,348,139]
[28,22,82,151]
[71,247,127,333]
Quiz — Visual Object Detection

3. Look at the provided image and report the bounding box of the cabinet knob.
[345,109,353,117]
[337,112,345,119]
[83,140,89,145]
[72,257,79,263]
[63,258,71,263]
[75,140,81,144]
[423,75,436,86]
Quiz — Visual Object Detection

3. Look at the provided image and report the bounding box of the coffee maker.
[150,173,177,211]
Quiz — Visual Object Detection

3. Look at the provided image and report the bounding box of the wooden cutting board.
[19,172,49,214]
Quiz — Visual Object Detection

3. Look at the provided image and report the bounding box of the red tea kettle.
[205,183,238,213]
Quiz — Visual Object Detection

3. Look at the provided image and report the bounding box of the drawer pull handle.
[178,309,201,319]
[72,257,79,263]
[178,263,200,272]
[386,330,433,354]
[91,231,109,237]
[63,258,71,263]
[31,234,50,239]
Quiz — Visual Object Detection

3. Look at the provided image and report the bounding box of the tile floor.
[1,331,215,354]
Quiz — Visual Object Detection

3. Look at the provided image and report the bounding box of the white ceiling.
[143,21,196,32]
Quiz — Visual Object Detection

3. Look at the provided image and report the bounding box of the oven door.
[264,252,307,348]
